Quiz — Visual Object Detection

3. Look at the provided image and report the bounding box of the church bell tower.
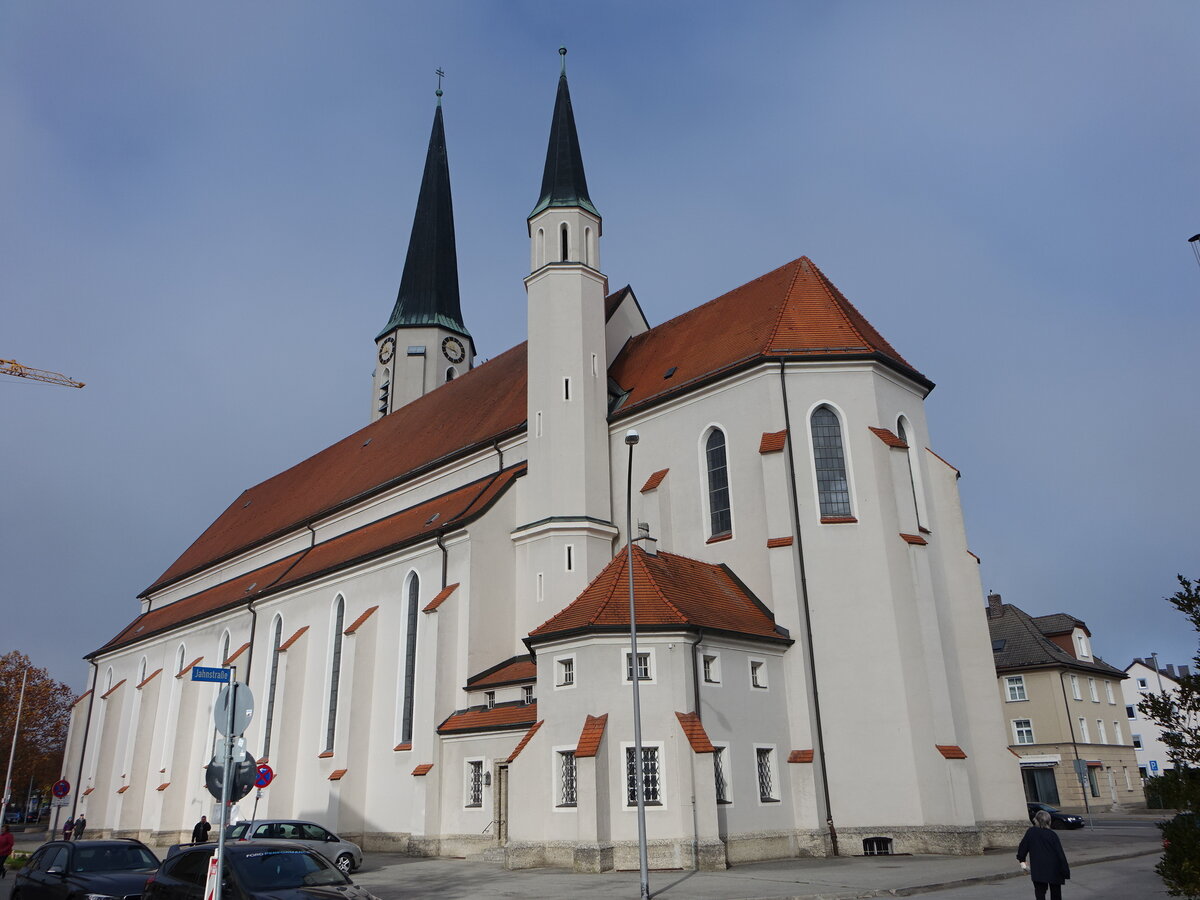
[373,83,473,421]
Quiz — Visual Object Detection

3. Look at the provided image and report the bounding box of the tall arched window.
[705,429,732,537]
[584,226,593,266]
[536,228,545,268]
[324,596,345,753]
[560,223,569,262]
[138,657,147,684]
[400,573,420,745]
[811,405,852,517]
[219,631,231,667]
[262,615,283,760]
[896,417,923,528]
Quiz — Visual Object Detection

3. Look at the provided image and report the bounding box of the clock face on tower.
[442,336,466,364]
[378,337,396,364]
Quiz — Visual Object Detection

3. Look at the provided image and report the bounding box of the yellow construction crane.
[0,359,85,389]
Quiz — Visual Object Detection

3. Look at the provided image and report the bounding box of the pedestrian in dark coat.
[1017,809,1071,900]
[72,814,86,840]
[62,817,74,841]
[191,816,211,843]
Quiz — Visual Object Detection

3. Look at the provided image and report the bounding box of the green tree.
[0,651,75,817]
[1138,576,1200,899]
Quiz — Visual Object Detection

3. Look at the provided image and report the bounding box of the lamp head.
[625,430,640,446]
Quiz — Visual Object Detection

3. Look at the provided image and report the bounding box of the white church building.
[63,53,1027,869]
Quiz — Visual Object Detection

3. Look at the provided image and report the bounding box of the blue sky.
[3,1,1198,691]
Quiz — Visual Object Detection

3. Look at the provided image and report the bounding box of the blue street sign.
[1149,760,1159,773]
[191,666,232,683]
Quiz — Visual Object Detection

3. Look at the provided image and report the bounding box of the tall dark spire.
[530,48,598,219]
[379,100,468,340]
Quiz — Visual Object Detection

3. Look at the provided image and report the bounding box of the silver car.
[227,820,362,873]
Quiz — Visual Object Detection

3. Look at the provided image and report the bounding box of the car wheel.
[335,853,354,875]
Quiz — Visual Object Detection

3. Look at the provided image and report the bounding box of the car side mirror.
[47,867,66,876]
[326,835,337,842]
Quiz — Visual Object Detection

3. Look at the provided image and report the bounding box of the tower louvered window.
[705,429,732,536]
[811,406,852,517]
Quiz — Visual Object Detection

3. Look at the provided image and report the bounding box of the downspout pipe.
[778,359,837,855]
[690,628,704,722]
[72,662,99,820]
[437,533,449,590]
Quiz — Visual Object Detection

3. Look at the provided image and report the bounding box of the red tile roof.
[438,702,538,734]
[328,769,347,781]
[101,679,126,700]
[868,426,908,449]
[528,547,789,644]
[144,344,530,596]
[640,469,669,493]
[900,533,928,546]
[176,657,204,678]
[96,468,522,656]
[675,712,715,753]
[279,627,308,651]
[506,720,544,762]
[423,583,459,613]
[608,257,928,418]
[759,430,788,454]
[788,750,815,764]
[412,763,433,776]
[936,744,967,760]
[343,606,379,635]
[466,657,537,690]
[575,714,608,758]
[224,642,251,665]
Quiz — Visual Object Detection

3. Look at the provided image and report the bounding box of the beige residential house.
[987,594,1145,812]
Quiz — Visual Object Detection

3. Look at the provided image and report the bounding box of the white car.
[226,819,362,873]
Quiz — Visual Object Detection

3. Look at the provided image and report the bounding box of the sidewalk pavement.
[4,812,1168,900]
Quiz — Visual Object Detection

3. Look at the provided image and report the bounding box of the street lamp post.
[1149,652,1165,693]
[625,429,650,900]
[1,668,28,822]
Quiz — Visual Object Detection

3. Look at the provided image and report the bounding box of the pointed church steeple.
[372,87,474,421]
[379,99,468,339]
[529,48,599,220]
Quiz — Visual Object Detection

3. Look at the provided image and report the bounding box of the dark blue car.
[12,839,160,900]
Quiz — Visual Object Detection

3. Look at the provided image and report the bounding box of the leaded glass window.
[811,406,852,517]
[714,747,729,803]
[559,751,577,807]
[626,746,661,805]
[705,429,732,536]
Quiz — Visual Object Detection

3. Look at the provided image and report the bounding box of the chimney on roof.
[634,521,657,556]
[1166,664,1177,678]
[987,593,1003,618]
[1180,665,1191,678]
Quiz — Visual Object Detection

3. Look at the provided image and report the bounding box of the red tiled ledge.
[900,533,928,545]
[328,769,348,781]
[412,763,434,776]
[788,750,815,764]
[766,536,793,548]
[820,516,857,525]
[936,744,967,759]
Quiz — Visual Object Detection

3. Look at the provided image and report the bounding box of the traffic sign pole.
[215,666,237,900]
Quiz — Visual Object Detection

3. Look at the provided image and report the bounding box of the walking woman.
[0,824,14,879]
[1017,809,1071,900]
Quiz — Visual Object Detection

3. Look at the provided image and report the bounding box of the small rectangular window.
[702,653,720,684]
[1126,704,1136,719]
[559,751,577,807]
[557,657,575,687]
[537,572,544,602]
[591,353,598,377]
[626,651,651,682]
[563,378,571,401]
[485,691,495,709]
[1136,678,1148,690]
[1088,678,1099,702]
[1113,721,1122,744]
[1013,719,1035,745]
[1105,682,1116,704]
[1070,675,1081,700]
[1078,718,1090,742]
[523,685,534,705]
[1097,720,1107,743]
[750,659,767,689]
[1132,734,1143,749]
[565,544,574,572]
[1005,676,1027,702]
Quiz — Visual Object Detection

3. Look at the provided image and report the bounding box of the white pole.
[2,669,28,819]
[215,667,237,900]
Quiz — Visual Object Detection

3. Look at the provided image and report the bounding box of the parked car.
[146,840,379,900]
[1026,801,1085,829]
[225,820,361,874]
[11,839,160,900]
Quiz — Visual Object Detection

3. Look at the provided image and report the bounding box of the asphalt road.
[910,854,1166,900]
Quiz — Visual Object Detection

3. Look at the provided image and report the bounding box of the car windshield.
[233,850,348,890]
[72,846,159,873]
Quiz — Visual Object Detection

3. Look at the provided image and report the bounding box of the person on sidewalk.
[72,814,86,840]
[0,824,14,879]
[1017,809,1071,900]
[191,816,212,843]
[62,817,74,841]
